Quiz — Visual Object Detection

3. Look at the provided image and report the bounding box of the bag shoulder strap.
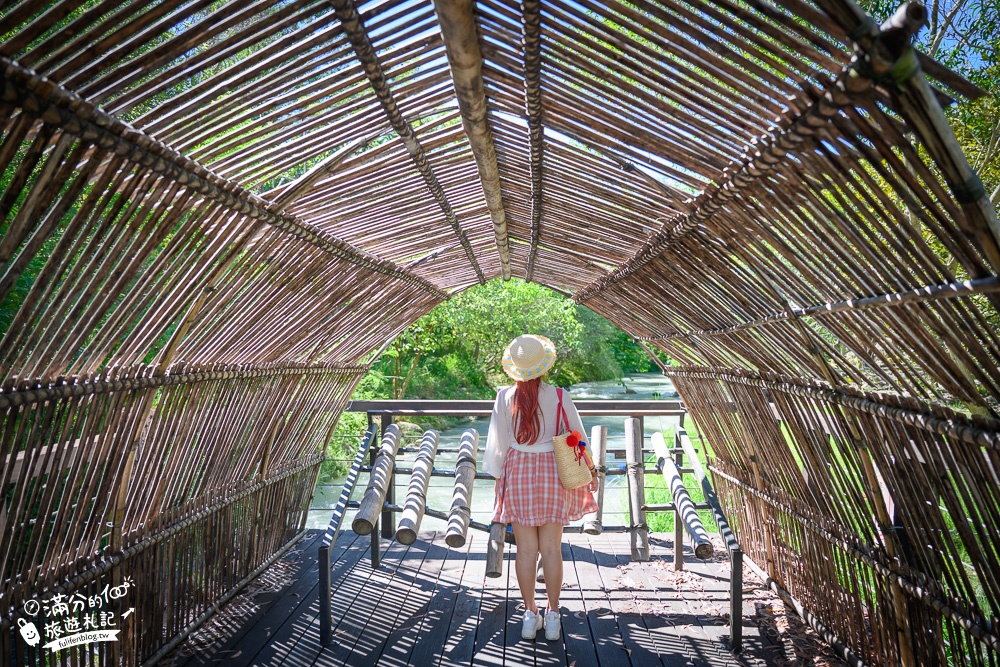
[555,388,569,433]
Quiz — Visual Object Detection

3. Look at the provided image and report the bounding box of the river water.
[306,372,680,530]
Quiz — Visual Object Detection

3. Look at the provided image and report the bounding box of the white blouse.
[482,382,588,478]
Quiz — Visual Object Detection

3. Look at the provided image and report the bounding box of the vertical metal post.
[318,424,374,644]
[319,544,332,645]
[673,436,684,571]
[730,547,743,652]
[381,414,395,539]
[683,429,744,653]
[369,423,381,569]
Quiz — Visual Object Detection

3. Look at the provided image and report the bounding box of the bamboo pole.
[445,428,480,548]
[742,553,866,667]
[396,429,440,545]
[642,277,1000,341]
[0,452,323,633]
[669,366,1000,450]
[672,366,931,664]
[433,0,511,280]
[141,528,309,667]
[521,0,544,282]
[328,0,486,285]
[486,521,507,578]
[672,444,685,572]
[830,0,1000,275]
[678,428,745,653]
[569,2,938,308]
[0,363,367,409]
[319,424,375,643]
[2,2,999,665]
[268,136,368,207]
[710,459,1000,653]
[381,415,396,540]
[0,55,447,298]
[352,423,402,536]
[652,432,714,560]
[625,417,649,561]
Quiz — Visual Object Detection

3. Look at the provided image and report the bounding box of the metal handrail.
[319,424,377,645]
[317,399,712,648]
[345,398,684,416]
[678,428,744,653]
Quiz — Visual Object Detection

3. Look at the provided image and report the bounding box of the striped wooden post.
[625,417,649,561]
[445,429,480,548]
[396,429,440,544]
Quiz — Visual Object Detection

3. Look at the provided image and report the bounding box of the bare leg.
[538,523,564,611]
[512,522,540,613]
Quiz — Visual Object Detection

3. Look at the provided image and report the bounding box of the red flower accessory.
[564,431,589,464]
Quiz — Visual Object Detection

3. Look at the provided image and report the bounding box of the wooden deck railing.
[316,399,745,652]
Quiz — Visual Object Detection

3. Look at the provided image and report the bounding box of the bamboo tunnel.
[352,424,402,536]
[2,0,998,663]
[396,429,441,545]
[445,428,480,548]
[581,424,608,535]
[652,432,714,560]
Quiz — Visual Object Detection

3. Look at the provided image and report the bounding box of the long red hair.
[512,377,542,444]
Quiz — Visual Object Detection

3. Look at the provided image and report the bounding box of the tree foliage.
[364,278,663,400]
[860,0,999,202]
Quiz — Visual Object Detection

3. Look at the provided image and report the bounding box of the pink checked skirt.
[492,448,599,526]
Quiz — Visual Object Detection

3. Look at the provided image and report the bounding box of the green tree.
[364,278,664,401]
[859,0,999,201]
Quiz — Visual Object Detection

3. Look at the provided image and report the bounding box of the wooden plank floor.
[164,529,770,667]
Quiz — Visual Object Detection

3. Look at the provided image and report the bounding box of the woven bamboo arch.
[1,0,998,664]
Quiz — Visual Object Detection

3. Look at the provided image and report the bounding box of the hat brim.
[502,335,557,381]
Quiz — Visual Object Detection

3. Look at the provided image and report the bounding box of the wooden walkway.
[165,529,782,667]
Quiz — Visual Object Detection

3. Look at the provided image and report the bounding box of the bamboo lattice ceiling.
[0,0,996,399]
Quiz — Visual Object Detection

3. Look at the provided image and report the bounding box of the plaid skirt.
[492,447,599,526]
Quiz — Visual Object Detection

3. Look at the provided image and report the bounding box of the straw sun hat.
[502,334,557,382]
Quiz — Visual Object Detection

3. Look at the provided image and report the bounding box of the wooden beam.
[328,0,486,285]
[521,0,544,282]
[434,0,511,280]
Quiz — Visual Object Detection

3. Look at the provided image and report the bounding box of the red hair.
[512,378,542,445]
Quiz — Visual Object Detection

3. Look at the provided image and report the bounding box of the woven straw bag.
[552,389,594,490]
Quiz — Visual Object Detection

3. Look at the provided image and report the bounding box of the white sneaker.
[544,609,561,640]
[521,609,543,640]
